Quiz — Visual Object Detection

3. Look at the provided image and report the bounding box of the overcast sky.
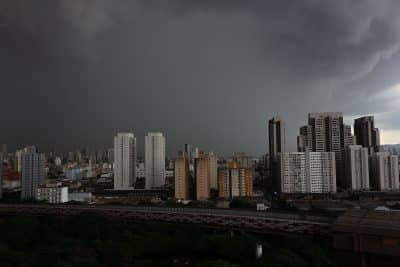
[1,0,400,157]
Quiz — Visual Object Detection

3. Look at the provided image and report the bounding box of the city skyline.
[0,113,395,157]
[2,2,400,266]
[2,1,400,155]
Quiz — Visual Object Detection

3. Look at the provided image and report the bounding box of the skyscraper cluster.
[270,113,400,194]
[172,147,253,201]
[174,149,220,200]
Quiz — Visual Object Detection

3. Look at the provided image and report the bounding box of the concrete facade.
[344,145,370,191]
[113,133,136,190]
[21,151,45,199]
[145,132,166,189]
[370,152,399,191]
[174,152,190,200]
[279,151,336,194]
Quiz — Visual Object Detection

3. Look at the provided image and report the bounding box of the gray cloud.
[1,0,400,156]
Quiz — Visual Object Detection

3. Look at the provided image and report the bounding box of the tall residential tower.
[174,151,189,200]
[145,132,166,189]
[113,133,136,190]
[354,116,380,154]
[21,149,45,199]
[268,117,285,161]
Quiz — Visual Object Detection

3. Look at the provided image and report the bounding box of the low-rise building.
[36,183,68,204]
[68,192,93,203]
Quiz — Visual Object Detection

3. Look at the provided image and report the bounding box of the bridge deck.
[0,204,331,236]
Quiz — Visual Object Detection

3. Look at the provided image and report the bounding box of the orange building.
[174,151,189,200]
[196,152,210,200]
[218,160,253,199]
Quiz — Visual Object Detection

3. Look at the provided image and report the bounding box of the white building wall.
[113,133,136,190]
[280,153,307,193]
[230,169,240,197]
[36,186,68,204]
[145,132,166,189]
[280,151,336,194]
[345,145,369,191]
[21,152,45,199]
[370,152,399,191]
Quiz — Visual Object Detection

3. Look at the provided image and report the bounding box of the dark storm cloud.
[1,0,400,155]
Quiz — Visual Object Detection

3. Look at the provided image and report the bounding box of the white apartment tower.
[279,150,336,194]
[21,150,46,199]
[15,146,37,172]
[145,132,166,189]
[370,152,399,191]
[344,145,369,191]
[113,133,136,190]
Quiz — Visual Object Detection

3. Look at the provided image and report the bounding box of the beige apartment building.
[196,152,210,200]
[174,151,190,200]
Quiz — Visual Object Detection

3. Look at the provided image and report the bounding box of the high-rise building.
[208,152,218,189]
[297,125,312,152]
[269,117,285,192]
[21,151,45,199]
[268,117,285,161]
[196,152,210,200]
[369,152,399,191]
[354,116,380,154]
[308,112,343,152]
[15,146,37,172]
[300,112,356,188]
[145,132,166,189]
[218,161,253,199]
[113,133,136,190]
[174,151,189,200]
[344,145,369,191]
[184,144,191,163]
[278,151,336,194]
[343,124,357,148]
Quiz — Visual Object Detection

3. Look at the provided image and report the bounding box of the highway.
[0,203,332,227]
[63,204,334,224]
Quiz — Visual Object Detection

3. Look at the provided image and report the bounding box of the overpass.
[1,204,400,261]
[0,204,332,236]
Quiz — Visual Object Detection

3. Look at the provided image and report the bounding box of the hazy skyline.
[2,1,400,156]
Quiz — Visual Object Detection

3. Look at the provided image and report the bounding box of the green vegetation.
[0,213,338,267]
